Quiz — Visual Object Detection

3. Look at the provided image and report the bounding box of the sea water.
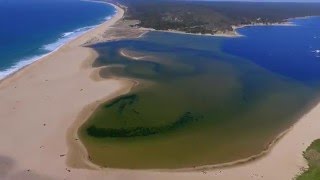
[0,0,116,79]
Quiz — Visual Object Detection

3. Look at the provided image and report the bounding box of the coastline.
[0,2,135,179]
[0,0,116,81]
[67,11,320,179]
[145,19,297,38]
[0,1,124,88]
[0,1,319,179]
[145,28,242,38]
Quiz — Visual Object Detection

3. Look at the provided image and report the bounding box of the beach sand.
[0,4,133,179]
[0,2,320,180]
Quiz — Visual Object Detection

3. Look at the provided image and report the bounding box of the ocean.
[0,0,116,79]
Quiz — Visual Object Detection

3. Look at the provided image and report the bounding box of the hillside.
[111,0,320,35]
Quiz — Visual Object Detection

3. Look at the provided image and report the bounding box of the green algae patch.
[87,108,202,138]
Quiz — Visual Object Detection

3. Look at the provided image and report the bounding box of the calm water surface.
[79,17,320,169]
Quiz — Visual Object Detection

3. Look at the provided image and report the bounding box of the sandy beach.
[0,3,133,179]
[1,2,320,180]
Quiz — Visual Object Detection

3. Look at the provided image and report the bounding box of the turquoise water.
[0,0,115,79]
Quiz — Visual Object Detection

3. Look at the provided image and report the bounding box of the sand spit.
[0,1,319,180]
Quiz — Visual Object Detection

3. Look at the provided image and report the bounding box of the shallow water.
[79,17,320,169]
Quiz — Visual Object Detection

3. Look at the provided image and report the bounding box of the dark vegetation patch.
[87,111,203,138]
[297,139,320,180]
[104,94,138,114]
[112,0,320,34]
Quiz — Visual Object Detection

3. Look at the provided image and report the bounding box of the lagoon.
[79,17,320,169]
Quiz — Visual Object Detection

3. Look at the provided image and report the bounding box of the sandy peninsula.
[144,22,295,38]
[0,2,320,180]
[0,3,133,180]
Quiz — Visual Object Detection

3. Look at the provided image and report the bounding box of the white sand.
[0,2,319,180]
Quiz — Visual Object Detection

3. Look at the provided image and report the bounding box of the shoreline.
[66,74,140,170]
[0,1,124,89]
[0,2,136,179]
[72,88,317,173]
[145,28,242,38]
[67,10,320,179]
[70,10,317,173]
[0,1,319,179]
[66,74,135,171]
[145,18,299,38]
[0,0,117,81]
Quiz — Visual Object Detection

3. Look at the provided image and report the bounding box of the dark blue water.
[222,17,320,86]
[0,0,115,78]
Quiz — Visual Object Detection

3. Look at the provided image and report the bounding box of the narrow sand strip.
[0,2,319,180]
[0,3,133,180]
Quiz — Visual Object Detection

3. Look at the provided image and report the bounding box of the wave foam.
[0,13,115,80]
[41,25,96,51]
[104,15,112,21]
[0,54,45,79]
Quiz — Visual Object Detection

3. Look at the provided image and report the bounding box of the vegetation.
[86,112,200,137]
[112,0,320,35]
[87,94,202,138]
[297,139,320,180]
